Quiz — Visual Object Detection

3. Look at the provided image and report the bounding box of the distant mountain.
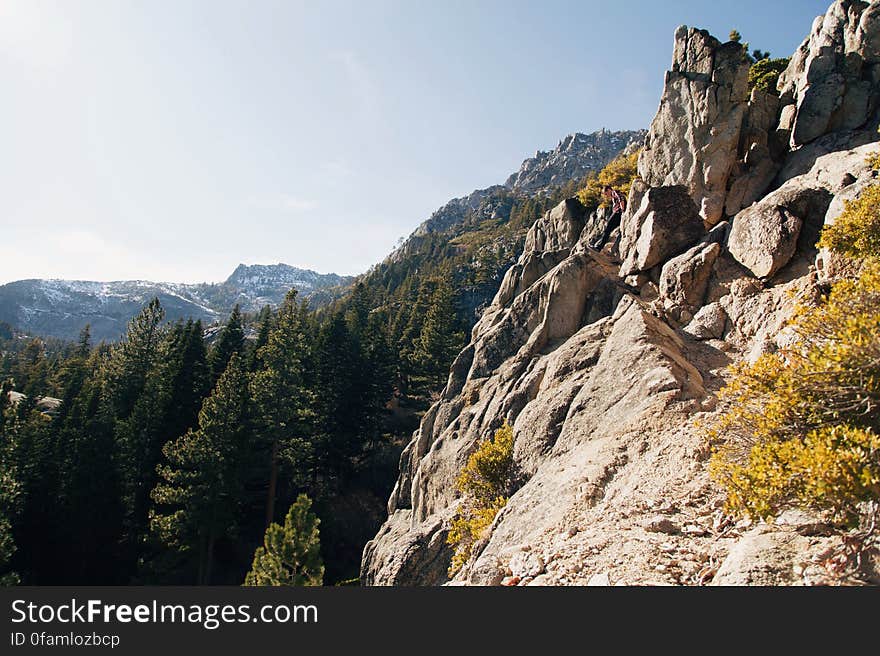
[0,264,354,342]
[190,263,353,316]
[364,128,645,323]
[504,129,645,193]
[409,129,646,239]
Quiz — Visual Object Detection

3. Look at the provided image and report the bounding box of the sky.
[0,0,833,284]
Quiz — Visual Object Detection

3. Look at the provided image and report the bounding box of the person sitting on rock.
[596,185,627,249]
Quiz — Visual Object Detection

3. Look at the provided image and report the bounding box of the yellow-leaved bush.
[709,180,880,528]
[576,150,640,213]
[818,184,880,259]
[866,129,880,170]
[447,421,515,575]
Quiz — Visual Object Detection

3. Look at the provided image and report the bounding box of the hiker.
[597,185,627,249]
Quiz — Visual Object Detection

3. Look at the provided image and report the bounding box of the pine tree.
[150,353,250,585]
[249,290,314,525]
[1,395,58,583]
[208,305,244,387]
[247,306,274,373]
[313,313,360,480]
[163,319,210,444]
[243,494,323,586]
[398,278,436,390]
[18,339,49,399]
[0,391,20,585]
[53,348,124,583]
[105,298,166,419]
[107,299,174,574]
[414,276,464,387]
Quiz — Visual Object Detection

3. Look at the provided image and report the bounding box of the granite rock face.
[362,1,880,587]
[778,0,880,147]
[637,27,750,226]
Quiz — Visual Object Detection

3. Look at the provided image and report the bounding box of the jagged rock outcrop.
[636,1,880,230]
[724,89,784,217]
[778,0,880,147]
[637,27,750,226]
[362,0,880,587]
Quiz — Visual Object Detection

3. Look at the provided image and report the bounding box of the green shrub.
[748,57,790,94]
[865,132,880,170]
[243,494,324,586]
[447,421,515,574]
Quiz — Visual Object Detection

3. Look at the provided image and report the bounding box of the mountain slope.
[337,129,645,340]
[0,263,354,341]
[362,0,880,586]
[408,129,645,239]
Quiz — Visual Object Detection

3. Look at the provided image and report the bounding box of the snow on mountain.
[0,264,354,342]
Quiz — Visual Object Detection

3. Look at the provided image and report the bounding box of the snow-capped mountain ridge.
[0,263,354,342]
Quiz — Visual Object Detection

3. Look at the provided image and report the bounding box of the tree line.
[0,279,465,585]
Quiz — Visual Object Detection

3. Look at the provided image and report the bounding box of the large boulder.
[727,195,807,279]
[582,204,615,250]
[712,524,841,586]
[638,26,750,225]
[522,198,586,254]
[728,140,876,279]
[619,185,706,276]
[659,241,722,310]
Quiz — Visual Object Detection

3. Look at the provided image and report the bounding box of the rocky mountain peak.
[504,129,647,194]
[224,262,345,290]
[409,129,645,240]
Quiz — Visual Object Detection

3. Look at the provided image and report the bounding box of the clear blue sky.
[0,0,832,284]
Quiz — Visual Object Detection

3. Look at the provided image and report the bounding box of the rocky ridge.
[362,0,880,586]
[0,263,353,342]
[408,129,646,240]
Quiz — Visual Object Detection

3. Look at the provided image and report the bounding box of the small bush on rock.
[577,150,640,213]
[818,185,880,260]
[748,57,790,94]
[447,421,515,575]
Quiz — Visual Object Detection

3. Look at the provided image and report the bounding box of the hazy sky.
[1,0,832,284]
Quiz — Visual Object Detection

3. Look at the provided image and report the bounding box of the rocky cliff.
[362,0,880,586]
